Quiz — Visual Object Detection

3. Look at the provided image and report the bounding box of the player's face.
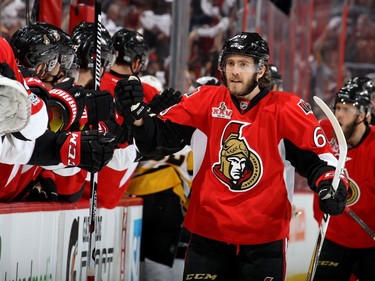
[334,102,360,138]
[224,55,258,97]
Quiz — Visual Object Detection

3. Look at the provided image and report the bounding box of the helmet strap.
[130,59,141,76]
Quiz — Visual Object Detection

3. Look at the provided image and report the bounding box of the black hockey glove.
[148,88,183,114]
[316,171,348,216]
[115,76,149,121]
[85,89,114,124]
[25,170,58,202]
[99,117,128,146]
[57,130,115,172]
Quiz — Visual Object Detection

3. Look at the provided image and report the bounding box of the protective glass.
[224,59,260,73]
[140,53,149,71]
[101,50,117,73]
[60,53,75,70]
[47,54,59,71]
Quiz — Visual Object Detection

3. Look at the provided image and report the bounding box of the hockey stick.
[306,96,348,281]
[87,0,102,279]
[346,207,375,240]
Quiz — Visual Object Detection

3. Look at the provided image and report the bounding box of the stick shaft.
[87,0,102,279]
[346,207,375,240]
[306,96,348,281]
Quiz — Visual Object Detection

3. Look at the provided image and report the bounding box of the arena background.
[0,1,374,280]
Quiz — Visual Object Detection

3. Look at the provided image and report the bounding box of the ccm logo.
[186,274,218,280]
[67,133,79,166]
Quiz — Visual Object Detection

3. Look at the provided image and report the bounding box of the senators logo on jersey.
[212,121,262,192]
[346,173,360,206]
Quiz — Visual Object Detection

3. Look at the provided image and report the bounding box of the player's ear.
[257,65,266,80]
[132,58,142,73]
[357,111,366,123]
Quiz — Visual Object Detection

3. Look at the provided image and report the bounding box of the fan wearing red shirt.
[115,32,348,280]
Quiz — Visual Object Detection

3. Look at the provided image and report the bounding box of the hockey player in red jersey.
[0,27,115,202]
[123,74,189,281]
[36,21,118,202]
[84,28,160,209]
[313,79,375,281]
[115,32,348,280]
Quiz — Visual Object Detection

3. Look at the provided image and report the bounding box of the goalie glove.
[315,171,348,216]
[115,76,149,121]
[0,76,31,135]
[148,88,182,114]
[57,130,115,172]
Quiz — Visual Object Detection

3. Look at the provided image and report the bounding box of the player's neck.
[111,64,134,76]
[76,69,92,88]
[238,87,261,101]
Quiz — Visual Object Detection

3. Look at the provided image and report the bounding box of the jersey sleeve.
[279,95,338,189]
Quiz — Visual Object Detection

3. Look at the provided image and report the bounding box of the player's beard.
[228,73,258,98]
[342,117,358,140]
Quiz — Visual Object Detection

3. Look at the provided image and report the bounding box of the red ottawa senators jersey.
[314,119,375,248]
[151,86,338,245]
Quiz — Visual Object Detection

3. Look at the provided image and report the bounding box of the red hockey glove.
[54,78,87,122]
[316,171,348,216]
[48,88,78,132]
[57,130,115,172]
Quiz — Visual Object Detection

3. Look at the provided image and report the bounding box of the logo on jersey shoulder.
[29,92,40,106]
[297,99,312,115]
[212,121,263,192]
[212,102,232,119]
